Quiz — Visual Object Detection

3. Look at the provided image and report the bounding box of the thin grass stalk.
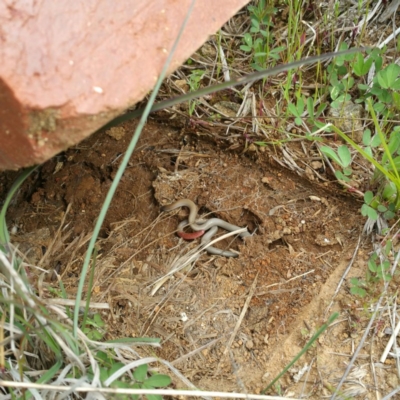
[0,166,37,248]
[82,248,98,331]
[261,312,339,394]
[72,0,197,337]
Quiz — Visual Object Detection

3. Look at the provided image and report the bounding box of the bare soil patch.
[3,118,392,397]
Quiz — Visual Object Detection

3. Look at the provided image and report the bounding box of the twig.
[171,333,230,366]
[380,301,400,363]
[330,296,384,399]
[0,381,302,400]
[46,299,110,309]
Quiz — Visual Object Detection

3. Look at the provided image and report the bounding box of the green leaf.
[109,362,125,377]
[344,76,355,90]
[364,147,373,158]
[374,55,383,72]
[350,286,366,297]
[36,359,63,385]
[330,85,341,101]
[297,97,305,114]
[343,167,353,176]
[331,95,351,109]
[240,45,252,52]
[145,394,163,400]
[350,277,360,286]
[392,79,400,90]
[243,33,252,47]
[100,367,109,382]
[251,18,260,31]
[373,102,385,113]
[353,53,373,76]
[320,146,342,165]
[361,204,378,220]
[393,92,400,110]
[358,83,370,91]
[288,103,300,117]
[111,381,131,389]
[96,351,111,364]
[133,364,148,382]
[315,102,327,118]
[368,259,378,273]
[362,129,371,145]
[271,46,286,53]
[384,273,392,281]
[338,145,351,167]
[384,156,400,173]
[93,313,105,327]
[384,209,396,219]
[379,89,392,103]
[377,64,400,89]
[335,42,349,66]
[388,133,400,156]
[371,133,382,147]
[335,170,351,182]
[364,190,374,205]
[145,374,172,387]
[384,240,392,256]
[295,117,302,126]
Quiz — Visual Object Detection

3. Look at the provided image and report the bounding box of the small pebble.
[246,340,254,350]
[262,372,270,382]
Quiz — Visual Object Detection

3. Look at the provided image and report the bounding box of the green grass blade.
[25,359,63,400]
[72,0,197,338]
[0,166,37,248]
[82,247,98,330]
[261,312,339,394]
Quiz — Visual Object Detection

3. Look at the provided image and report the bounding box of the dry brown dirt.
[1,118,398,398]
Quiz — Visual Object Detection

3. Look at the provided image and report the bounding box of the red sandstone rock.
[0,0,249,170]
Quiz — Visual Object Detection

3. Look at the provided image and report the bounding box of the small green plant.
[240,0,285,70]
[323,45,400,117]
[358,56,400,117]
[82,313,106,340]
[91,357,172,400]
[350,241,393,297]
[349,277,367,297]
[320,144,352,182]
[326,42,357,109]
[288,95,328,129]
[287,95,305,126]
[131,363,171,400]
[187,69,205,116]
